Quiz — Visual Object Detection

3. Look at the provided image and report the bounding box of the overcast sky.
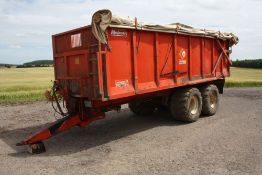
[0,0,261,64]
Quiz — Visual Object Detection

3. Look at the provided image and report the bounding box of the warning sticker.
[115,80,129,88]
[71,33,82,48]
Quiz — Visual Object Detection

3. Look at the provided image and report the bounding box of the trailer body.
[53,25,230,107]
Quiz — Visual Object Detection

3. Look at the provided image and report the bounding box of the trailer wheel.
[129,101,155,116]
[169,88,202,122]
[201,85,219,116]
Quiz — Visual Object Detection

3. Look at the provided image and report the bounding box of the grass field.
[0,67,261,104]
[0,67,53,104]
[226,67,262,87]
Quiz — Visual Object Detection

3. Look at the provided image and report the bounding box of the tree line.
[16,60,53,68]
[1,60,53,68]
[232,59,262,69]
[1,60,54,68]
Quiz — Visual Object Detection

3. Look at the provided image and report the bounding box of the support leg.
[27,141,46,154]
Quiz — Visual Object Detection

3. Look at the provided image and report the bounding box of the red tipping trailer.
[17,10,238,153]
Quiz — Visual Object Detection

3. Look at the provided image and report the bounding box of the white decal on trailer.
[179,49,187,65]
[71,33,82,48]
[111,30,128,37]
[115,80,129,88]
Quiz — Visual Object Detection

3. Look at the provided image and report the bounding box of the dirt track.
[0,88,262,175]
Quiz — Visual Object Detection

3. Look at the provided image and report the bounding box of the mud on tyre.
[169,88,202,122]
[200,84,219,116]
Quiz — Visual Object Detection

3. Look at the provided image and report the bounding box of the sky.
[0,0,261,64]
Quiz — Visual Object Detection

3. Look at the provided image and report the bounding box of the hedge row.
[232,59,262,69]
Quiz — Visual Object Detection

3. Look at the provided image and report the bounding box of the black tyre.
[129,100,155,116]
[169,88,202,122]
[156,105,168,112]
[200,85,219,116]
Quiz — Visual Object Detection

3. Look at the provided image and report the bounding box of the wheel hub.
[189,96,199,115]
[210,91,217,109]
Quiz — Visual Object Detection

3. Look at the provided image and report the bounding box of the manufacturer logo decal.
[181,50,186,58]
[179,49,187,65]
[111,29,128,37]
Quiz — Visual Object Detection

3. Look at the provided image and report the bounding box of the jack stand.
[27,141,46,154]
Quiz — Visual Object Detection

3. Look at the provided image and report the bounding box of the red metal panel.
[190,37,201,80]
[132,31,138,93]
[52,25,231,103]
[158,32,175,87]
[54,27,92,54]
[201,37,204,78]
[154,33,160,87]
[54,56,66,78]
[67,54,88,77]
[136,31,157,91]
[203,38,213,77]
[176,35,189,85]
[188,36,191,80]
[106,28,135,98]
[222,42,230,77]
[53,26,100,99]
[213,40,222,77]
[173,35,177,84]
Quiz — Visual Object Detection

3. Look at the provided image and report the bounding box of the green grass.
[0,67,261,104]
[225,67,262,87]
[0,67,54,104]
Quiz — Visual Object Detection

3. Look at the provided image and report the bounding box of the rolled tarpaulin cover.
[92,9,239,46]
[91,9,112,44]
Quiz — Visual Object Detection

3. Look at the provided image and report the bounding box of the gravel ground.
[0,88,262,175]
